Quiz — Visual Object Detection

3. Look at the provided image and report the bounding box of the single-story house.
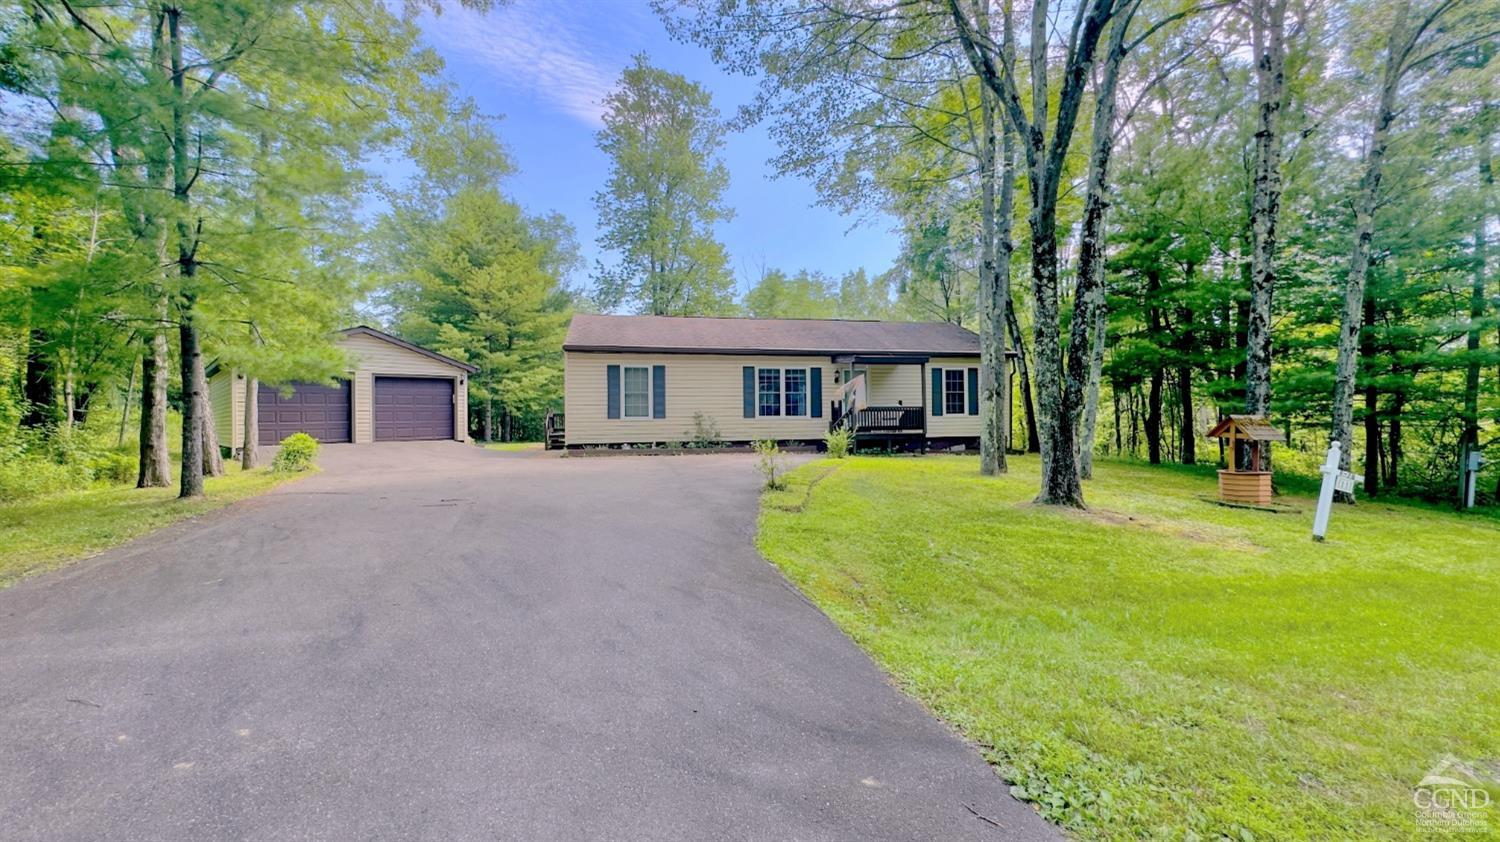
[560,314,984,449]
[208,326,476,449]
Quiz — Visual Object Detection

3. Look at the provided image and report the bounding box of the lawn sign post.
[1312,440,1363,541]
[1206,415,1286,506]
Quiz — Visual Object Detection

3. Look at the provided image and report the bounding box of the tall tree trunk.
[977,43,1013,476]
[1145,270,1164,464]
[167,6,203,499]
[117,351,137,448]
[136,327,171,488]
[241,376,259,469]
[1076,14,1127,480]
[1361,295,1382,495]
[1146,367,1163,464]
[1244,0,1286,456]
[1330,5,1408,498]
[1177,364,1196,464]
[1387,377,1405,488]
[1112,385,1122,455]
[1007,306,1041,454]
[484,394,493,442]
[1461,115,1491,476]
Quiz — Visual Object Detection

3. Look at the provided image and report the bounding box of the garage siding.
[341,332,467,443]
[208,370,242,449]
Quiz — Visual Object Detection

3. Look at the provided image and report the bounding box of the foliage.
[378,186,576,441]
[592,55,735,316]
[271,433,319,473]
[0,464,290,588]
[752,439,787,489]
[824,427,852,459]
[688,412,722,448]
[759,455,1499,839]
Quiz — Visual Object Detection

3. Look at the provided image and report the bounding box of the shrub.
[690,412,722,448]
[271,432,319,473]
[753,439,787,490]
[825,427,852,459]
[88,451,137,485]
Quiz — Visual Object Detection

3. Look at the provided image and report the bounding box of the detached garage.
[208,326,476,450]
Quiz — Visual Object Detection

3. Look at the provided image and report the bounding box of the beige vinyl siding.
[565,351,984,446]
[207,368,245,449]
[926,356,982,438]
[564,352,833,445]
[341,332,468,442]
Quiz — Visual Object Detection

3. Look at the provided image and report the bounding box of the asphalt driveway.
[0,444,1056,841]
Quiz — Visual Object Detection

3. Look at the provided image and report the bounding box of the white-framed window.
[622,365,651,418]
[758,368,782,416]
[944,368,966,415]
[757,367,810,417]
[784,368,808,416]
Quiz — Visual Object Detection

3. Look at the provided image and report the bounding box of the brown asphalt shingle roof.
[564,314,980,356]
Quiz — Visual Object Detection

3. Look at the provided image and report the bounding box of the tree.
[1244,0,1288,450]
[593,55,734,316]
[1328,0,1492,498]
[743,268,838,318]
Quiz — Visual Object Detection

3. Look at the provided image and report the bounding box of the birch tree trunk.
[241,376,259,469]
[1076,11,1130,479]
[1330,0,1411,498]
[1244,0,1287,459]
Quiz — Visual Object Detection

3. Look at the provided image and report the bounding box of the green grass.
[0,465,298,588]
[758,455,1500,840]
[483,441,542,452]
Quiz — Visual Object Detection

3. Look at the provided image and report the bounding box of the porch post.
[920,362,928,454]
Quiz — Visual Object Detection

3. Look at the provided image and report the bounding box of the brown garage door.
[374,377,454,441]
[258,381,351,443]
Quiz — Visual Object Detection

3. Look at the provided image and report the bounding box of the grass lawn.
[483,441,543,452]
[0,465,298,588]
[759,455,1500,840]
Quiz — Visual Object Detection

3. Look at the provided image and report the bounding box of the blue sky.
[415,0,898,300]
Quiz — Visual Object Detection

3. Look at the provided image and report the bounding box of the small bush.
[88,451,137,485]
[271,432,319,473]
[753,439,787,490]
[690,412,722,448]
[825,427,852,459]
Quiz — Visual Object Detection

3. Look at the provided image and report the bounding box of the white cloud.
[424,0,651,127]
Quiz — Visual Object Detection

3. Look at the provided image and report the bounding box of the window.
[623,366,650,418]
[758,368,781,416]
[944,368,966,415]
[784,369,807,416]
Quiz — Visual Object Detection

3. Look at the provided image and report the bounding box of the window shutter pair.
[606,364,666,419]
[928,366,981,416]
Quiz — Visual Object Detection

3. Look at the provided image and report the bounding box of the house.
[207,326,477,449]
[559,314,984,450]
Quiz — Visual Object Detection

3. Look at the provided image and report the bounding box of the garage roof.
[563,314,980,356]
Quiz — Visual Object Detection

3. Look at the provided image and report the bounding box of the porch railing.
[830,405,924,435]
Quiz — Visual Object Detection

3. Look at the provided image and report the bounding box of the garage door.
[374,377,454,441]
[258,381,351,443]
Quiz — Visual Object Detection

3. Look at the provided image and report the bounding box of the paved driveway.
[0,444,1055,841]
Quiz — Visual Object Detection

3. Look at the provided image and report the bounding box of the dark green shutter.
[810,368,823,418]
[930,368,943,416]
[652,365,666,418]
[968,368,979,415]
[743,366,756,418]
[606,365,621,419]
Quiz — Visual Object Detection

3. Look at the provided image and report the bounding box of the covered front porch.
[828,354,932,451]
